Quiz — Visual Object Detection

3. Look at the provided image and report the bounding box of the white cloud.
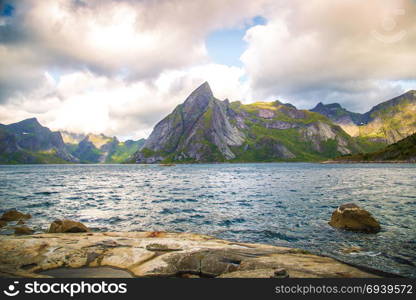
[241,0,416,111]
[0,0,267,99]
[0,64,247,140]
[1,0,416,139]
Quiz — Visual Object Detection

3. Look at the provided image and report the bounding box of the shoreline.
[0,231,394,278]
[321,160,415,164]
[1,160,415,166]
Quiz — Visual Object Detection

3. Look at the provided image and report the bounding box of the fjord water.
[0,163,415,277]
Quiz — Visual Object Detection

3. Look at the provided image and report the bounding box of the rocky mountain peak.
[312,102,342,111]
[192,81,212,97]
[11,117,43,131]
[182,81,214,112]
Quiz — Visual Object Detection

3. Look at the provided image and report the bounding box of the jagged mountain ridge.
[310,90,416,143]
[0,118,78,164]
[139,82,245,162]
[1,84,414,164]
[133,82,365,163]
[310,102,365,136]
[0,119,145,164]
[334,133,416,162]
[69,133,145,163]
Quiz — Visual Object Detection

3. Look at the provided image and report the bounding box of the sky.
[0,0,415,140]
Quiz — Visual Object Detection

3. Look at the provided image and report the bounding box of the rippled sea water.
[0,163,415,277]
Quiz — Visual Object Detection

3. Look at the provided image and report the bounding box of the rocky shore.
[0,203,388,278]
[0,231,385,278]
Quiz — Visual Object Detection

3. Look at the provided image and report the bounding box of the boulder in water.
[0,209,31,222]
[329,203,381,233]
[14,226,34,235]
[49,219,89,233]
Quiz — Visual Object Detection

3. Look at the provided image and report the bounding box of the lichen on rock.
[329,203,381,233]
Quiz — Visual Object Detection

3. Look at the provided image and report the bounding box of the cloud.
[241,0,416,111]
[0,64,247,140]
[0,0,266,102]
[1,0,416,139]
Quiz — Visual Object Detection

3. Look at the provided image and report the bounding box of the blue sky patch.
[1,3,14,17]
[206,16,266,67]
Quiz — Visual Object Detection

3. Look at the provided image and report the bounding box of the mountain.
[132,82,366,163]
[69,133,145,163]
[0,118,78,164]
[61,131,86,145]
[359,90,416,143]
[310,103,365,136]
[310,91,416,143]
[334,133,416,162]
[0,119,145,164]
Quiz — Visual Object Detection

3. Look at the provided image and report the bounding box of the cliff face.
[0,118,78,164]
[310,103,365,136]
[133,82,363,163]
[135,82,245,163]
[310,91,416,143]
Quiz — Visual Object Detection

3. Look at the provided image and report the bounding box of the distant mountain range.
[310,90,416,143]
[0,119,144,164]
[64,133,145,163]
[0,118,78,164]
[133,83,415,163]
[333,133,416,162]
[1,83,415,164]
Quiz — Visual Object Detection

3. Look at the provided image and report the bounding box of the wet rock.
[48,219,89,233]
[329,203,381,233]
[274,268,289,278]
[14,226,34,235]
[0,220,6,228]
[17,220,25,225]
[0,209,31,222]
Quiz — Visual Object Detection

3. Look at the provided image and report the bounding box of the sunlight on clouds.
[86,5,157,56]
[241,0,416,111]
[1,64,248,140]
[0,0,415,138]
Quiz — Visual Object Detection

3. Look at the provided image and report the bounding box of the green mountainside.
[334,133,416,162]
[310,91,416,144]
[1,84,414,164]
[68,133,145,163]
[0,119,145,164]
[0,118,78,164]
[133,82,374,163]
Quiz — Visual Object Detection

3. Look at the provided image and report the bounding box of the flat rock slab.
[0,231,381,278]
[39,267,134,278]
